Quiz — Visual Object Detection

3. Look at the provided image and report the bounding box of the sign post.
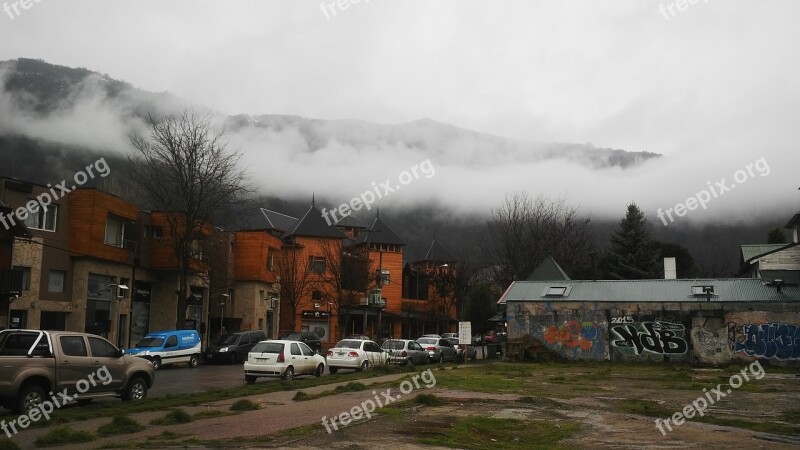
[458,321,471,364]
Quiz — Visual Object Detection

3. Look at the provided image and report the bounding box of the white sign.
[458,322,471,345]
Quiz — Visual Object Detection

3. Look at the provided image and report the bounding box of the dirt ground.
[9,362,800,449]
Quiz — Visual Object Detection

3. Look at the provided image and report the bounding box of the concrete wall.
[506,301,800,365]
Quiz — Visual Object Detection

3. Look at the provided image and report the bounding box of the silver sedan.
[415,337,457,363]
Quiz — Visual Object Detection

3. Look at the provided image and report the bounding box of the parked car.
[442,333,459,339]
[381,339,428,366]
[0,329,155,414]
[279,332,322,353]
[125,329,201,370]
[472,333,484,345]
[344,334,371,341]
[326,339,387,373]
[243,340,325,383]
[446,337,477,361]
[419,334,442,339]
[483,331,497,344]
[415,337,457,363]
[206,330,267,364]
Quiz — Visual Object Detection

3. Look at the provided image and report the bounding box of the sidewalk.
[7,370,446,449]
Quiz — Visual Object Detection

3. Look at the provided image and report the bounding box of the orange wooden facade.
[234,231,280,283]
[68,189,138,264]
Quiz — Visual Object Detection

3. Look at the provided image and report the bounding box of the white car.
[243,340,326,383]
[326,339,388,373]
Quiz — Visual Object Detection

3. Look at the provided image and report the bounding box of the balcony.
[0,269,23,294]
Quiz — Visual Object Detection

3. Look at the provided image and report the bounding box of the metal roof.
[741,244,792,264]
[498,278,800,304]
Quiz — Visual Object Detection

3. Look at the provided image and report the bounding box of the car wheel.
[315,364,324,377]
[358,360,368,372]
[283,366,294,380]
[245,375,257,384]
[151,357,161,370]
[329,367,339,374]
[189,354,199,368]
[17,384,45,414]
[122,376,148,401]
[405,358,414,368]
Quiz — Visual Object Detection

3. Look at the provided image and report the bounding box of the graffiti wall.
[507,302,800,365]
[507,302,608,360]
[610,320,690,362]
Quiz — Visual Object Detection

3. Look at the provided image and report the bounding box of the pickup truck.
[0,329,155,415]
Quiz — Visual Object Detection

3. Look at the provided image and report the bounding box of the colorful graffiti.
[611,321,688,356]
[730,323,800,360]
[541,319,607,360]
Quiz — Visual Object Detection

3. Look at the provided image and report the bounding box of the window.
[24,202,57,231]
[190,240,203,260]
[267,250,276,271]
[308,256,326,274]
[543,286,570,297]
[48,270,66,293]
[104,214,126,247]
[12,266,31,291]
[165,335,178,348]
[60,336,88,357]
[88,337,118,358]
[692,286,715,296]
[312,290,322,301]
[300,343,314,356]
[152,226,163,238]
[290,343,302,355]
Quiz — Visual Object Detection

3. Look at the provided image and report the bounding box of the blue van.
[125,330,201,370]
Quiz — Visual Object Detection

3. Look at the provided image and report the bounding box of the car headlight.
[219,347,229,352]
[140,351,150,356]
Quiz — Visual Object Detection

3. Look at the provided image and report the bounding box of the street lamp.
[217,293,230,338]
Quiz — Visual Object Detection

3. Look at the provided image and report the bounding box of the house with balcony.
[0,199,30,329]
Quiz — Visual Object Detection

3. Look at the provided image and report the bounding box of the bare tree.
[275,241,314,332]
[484,192,594,285]
[128,110,250,329]
[318,240,370,339]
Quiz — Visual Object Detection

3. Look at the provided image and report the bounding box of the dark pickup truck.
[0,329,155,414]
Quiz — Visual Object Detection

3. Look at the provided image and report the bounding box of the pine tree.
[606,204,660,280]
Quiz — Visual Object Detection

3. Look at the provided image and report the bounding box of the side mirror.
[117,348,125,358]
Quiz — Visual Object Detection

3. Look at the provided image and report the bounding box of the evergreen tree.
[606,204,660,279]
[767,227,786,244]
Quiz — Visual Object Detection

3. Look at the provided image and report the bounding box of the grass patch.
[415,393,445,406]
[782,409,800,424]
[35,426,96,447]
[147,430,191,441]
[693,416,800,435]
[0,439,21,450]
[192,409,233,420]
[519,396,561,408]
[418,417,579,449]
[149,409,194,425]
[616,399,672,418]
[230,399,259,411]
[97,415,144,437]
[293,391,312,401]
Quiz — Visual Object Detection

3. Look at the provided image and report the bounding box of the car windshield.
[216,334,240,345]
[135,337,164,347]
[446,338,459,345]
[382,340,405,350]
[335,340,362,349]
[280,333,301,340]
[250,342,283,354]
[417,338,437,345]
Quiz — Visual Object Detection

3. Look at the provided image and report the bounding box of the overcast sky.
[1,1,799,221]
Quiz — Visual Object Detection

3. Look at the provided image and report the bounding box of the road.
[148,361,333,398]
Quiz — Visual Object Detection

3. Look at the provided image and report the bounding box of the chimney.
[664,257,677,280]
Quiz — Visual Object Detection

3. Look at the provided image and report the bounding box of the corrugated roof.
[741,244,791,264]
[499,278,800,304]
